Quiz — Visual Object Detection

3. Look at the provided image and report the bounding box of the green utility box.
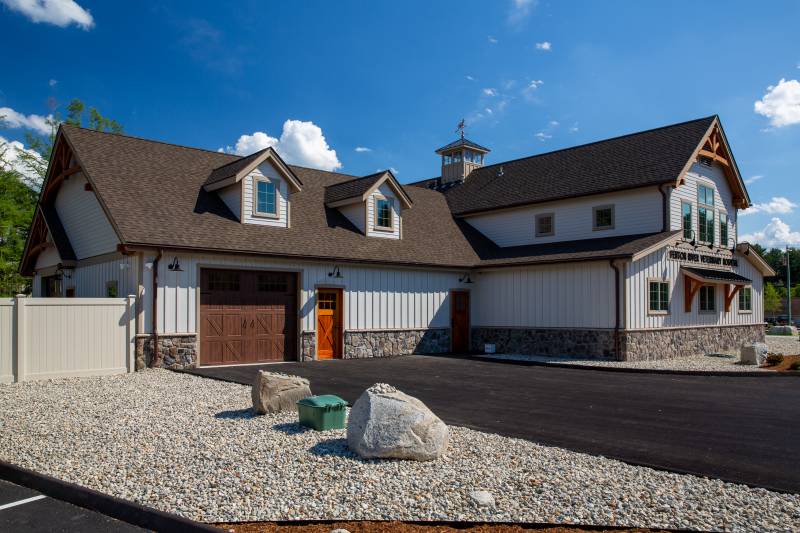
[297,395,347,431]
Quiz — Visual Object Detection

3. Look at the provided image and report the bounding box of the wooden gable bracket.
[698,125,730,168]
[683,274,703,313]
[724,283,743,312]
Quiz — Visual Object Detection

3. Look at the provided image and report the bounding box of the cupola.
[435,122,490,184]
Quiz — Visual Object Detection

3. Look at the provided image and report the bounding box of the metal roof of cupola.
[436,120,490,185]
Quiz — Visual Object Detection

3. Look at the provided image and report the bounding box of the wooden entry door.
[200,269,297,365]
[451,290,470,353]
[316,289,342,359]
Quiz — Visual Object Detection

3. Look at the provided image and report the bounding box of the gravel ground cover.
[218,521,671,532]
[1,370,798,532]
[482,335,800,372]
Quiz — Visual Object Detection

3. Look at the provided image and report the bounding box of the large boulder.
[768,325,798,336]
[740,343,769,366]
[346,383,448,461]
[252,371,311,414]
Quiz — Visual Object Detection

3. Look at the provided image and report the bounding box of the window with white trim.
[738,287,752,312]
[648,280,669,313]
[593,205,615,231]
[698,184,715,244]
[535,213,554,237]
[719,212,729,247]
[375,198,393,229]
[255,179,277,217]
[682,202,692,240]
[699,285,716,312]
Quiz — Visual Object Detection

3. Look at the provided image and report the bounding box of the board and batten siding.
[669,161,738,245]
[472,261,617,329]
[366,184,401,239]
[32,254,137,298]
[464,187,663,248]
[54,172,119,259]
[626,248,763,330]
[241,163,289,227]
[141,253,461,335]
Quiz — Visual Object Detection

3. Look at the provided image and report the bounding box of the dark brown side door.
[451,290,470,353]
[200,269,297,365]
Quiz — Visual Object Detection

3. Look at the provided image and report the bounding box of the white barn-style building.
[20,116,774,368]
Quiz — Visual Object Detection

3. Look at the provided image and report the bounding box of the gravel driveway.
[0,371,798,531]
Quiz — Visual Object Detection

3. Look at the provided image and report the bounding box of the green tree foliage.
[764,283,783,316]
[0,99,122,295]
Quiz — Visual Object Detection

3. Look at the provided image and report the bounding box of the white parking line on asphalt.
[0,495,47,511]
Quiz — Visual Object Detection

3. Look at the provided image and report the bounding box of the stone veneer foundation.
[136,334,197,370]
[301,328,451,360]
[471,327,617,360]
[621,324,766,362]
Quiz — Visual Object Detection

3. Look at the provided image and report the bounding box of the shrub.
[789,360,800,371]
[764,353,784,367]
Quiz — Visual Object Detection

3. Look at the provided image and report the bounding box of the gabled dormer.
[325,170,412,240]
[204,147,303,227]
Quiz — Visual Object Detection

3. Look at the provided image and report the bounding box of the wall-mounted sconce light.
[167,257,183,272]
[54,263,73,280]
[458,272,474,284]
[328,266,343,279]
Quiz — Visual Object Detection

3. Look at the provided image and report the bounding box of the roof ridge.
[210,148,267,171]
[476,115,717,173]
[60,123,240,158]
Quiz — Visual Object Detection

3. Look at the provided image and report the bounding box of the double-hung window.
[719,212,729,247]
[698,184,715,244]
[255,179,277,217]
[699,285,716,312]
[738,287,752,312]
[535,213,554,237]
[375,198,393,229]
[682,202,692,240]
[648,280,670,314]
[593,205,614,231]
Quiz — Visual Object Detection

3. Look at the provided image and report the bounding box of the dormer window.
[255,178,278,218]
[375,197,393,230]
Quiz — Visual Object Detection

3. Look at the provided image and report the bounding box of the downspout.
[149,250,163,368]
[658,184,673,233]
[610,259,623,361]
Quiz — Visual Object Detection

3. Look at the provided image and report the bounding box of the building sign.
[668,249,738,267]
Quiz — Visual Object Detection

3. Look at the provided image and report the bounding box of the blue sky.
[1,0,799,248]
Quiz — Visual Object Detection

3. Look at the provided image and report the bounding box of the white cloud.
[226,120,341,171]
[745,174,765,185]
[508,0,537,25]
[740,196,797,216]
[0,135,46,188]
[465,75,475,81]
[0,106,53,135]
[568,123,579,133]
[549,120,560,127]
[754,78,800,127]
[527,79,544,89]
[485,107,493,115]
[482,88,498,97]
[535,131,551,141]
[389,167,399,175]
[48,78,57,87]
[354,146,371,153]
[535,41,552,51]
[0,0,94,29]
[740,217,800,247]
[487,36,498,44]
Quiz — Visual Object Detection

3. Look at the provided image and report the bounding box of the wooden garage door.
[200,269,297,365]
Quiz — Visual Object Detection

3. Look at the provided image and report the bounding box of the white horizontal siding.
[217,183,241,219]
[366,184,401,239]
[242,163,289,227]
[54,172,119,259]
[472,261,617,329]
[464,187,662,247]
[141,253,462,334]
[339,202,366,233]
[626,247,763,329]
[669,161,738,246]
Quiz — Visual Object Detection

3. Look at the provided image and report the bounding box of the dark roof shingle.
[324,172,385,205]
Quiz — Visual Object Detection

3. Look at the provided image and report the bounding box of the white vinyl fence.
[0,296,136,383]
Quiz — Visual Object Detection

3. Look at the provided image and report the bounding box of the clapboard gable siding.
[366,184,401,239]
[242,162,289,227]
[54,172,119,259]
[669,161,737,245]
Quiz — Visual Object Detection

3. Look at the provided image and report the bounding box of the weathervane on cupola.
[435,119,490,184]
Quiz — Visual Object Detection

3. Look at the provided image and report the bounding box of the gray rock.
[768,325,798,336]
[346,383,449,461]
[740,343,769,365]
[470,490,495,507]
[251,371,311,414]
[329,529,351,533]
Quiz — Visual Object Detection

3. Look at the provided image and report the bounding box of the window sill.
[373,225,395,233]
[738,310,753,315]
[535,233,554,238]
[593,226,614,231]
[647,310,669,316]
[253,211,280,220]
[699,310,717,314]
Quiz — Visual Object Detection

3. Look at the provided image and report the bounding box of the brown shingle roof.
[323,171,385,205]
[61,125,480,269]
[204,148,269,187]
[440,116,716,215]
